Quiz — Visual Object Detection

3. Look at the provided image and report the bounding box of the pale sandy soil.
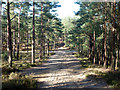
[21,47,109,89]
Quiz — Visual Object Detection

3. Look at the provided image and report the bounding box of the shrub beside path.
[21,47,108,88]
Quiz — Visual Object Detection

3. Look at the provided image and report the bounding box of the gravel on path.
[21,47,108,89]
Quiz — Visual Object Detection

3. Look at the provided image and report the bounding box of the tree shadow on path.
[21,49,108,89]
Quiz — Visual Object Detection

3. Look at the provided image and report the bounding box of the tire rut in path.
[21,48,108,88]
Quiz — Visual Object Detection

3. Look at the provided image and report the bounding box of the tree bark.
[78,45,81,56]
[39,2,43,60]
[32,1,35,64]
[13,30,16,57]
[93,30,95,64]
[117,30,120,68]
[97,45,101,65]
[118,31,120,68]
[27,26,29,53]
[64,30,67,46]
[89,34,92,61]
[7,0,12,67]
[17,3,21,61]
[103,4,107,68]
[111,1,117,70]
[43,32,45,58]
[107,23,112,67]
[53,40,56,50]
[47,39,49,56]
[103,22,107,68]
[117,3,120,68]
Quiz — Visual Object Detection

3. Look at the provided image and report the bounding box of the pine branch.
[10,14,17,21]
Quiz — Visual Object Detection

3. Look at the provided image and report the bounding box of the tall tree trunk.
[117,3,120,69]
[102,37,104,65]
[47,39,49,56]
[17,3,21,61]
[118,31,120,68]
[13,30,16,57]
[39,2,43,60]
[32,1,35,64]
[97,45,101,65]
[41,2,45,59]
[103,22,107,68]
[93,30,95,64]
[39,42,43,59]
[107,23,112,67]
[27,26,29,53]
[43,32,45,58]
[111,28,117,70]
[53,40,56,50]
[89,34,92,61]
[91,37,94,62]
[103,4,107,68]
[78,45,81,56]
[111,1,117,70]
[64,30,66,46]
[0,2,1,72]
[117,30,120,68]
[7,0,12,67]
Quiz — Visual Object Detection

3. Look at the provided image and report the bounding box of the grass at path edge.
[74,53,120,88]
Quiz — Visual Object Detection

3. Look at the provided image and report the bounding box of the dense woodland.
[62,1,120,71]
[2,1,63,67]
[1,0,120,89]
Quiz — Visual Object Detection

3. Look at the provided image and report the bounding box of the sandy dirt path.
[21,47,108,88]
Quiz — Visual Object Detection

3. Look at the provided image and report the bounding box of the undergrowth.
[2,62,43,75]
[74,53,93,68]
[98,71,120,88]
[2,72,37,90]
[87,71,120,88]
[49,52,55,56]
[74,52,120,88]
[2,51,56,89]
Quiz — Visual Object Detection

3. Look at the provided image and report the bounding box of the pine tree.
[7,0,12,67]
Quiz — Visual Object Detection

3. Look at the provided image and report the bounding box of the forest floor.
[21,47,109,89]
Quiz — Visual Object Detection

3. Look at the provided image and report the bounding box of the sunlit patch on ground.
[21,47,108,88]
